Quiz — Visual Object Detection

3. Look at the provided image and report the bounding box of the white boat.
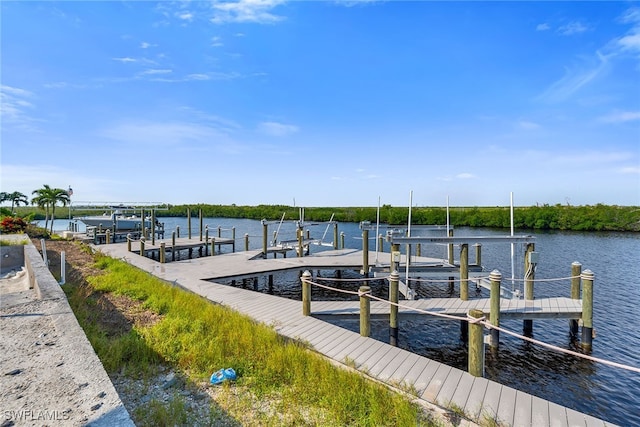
[76,209,155,231]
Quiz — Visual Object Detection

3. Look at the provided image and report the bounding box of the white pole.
[446,196,450,260]
[60,251,66,285]
[510,192,515,291]
[405,190,413,286]
[375,196,380,264]
[41,239,47,265]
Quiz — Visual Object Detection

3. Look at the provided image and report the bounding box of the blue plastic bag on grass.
[210,368,237,385]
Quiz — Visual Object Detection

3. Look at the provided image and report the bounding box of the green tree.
[31,185,70,233]
[0,191,29,214]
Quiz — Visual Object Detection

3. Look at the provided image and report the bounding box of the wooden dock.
[95,241,612,427]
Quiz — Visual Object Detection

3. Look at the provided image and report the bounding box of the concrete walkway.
[0,235,133,427]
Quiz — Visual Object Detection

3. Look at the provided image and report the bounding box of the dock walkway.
[96,242,612,427]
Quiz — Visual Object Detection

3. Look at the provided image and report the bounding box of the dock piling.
[199,209,203,241]
[489,270,501,349]
[139,237,145,257]
[160,243,166,263]
[244,233,249,252]
[362,228,369,277]
[389,271,399,346]
[301,270,311,316]
[172,231,176,261]
[127,234,131,252]
[570,262,582,336]
[581,270,594,351]
[105,229,110,245]
[524,243,536,336]
[460,243,469,341]
[468,309,485,377]
[359,286,371,337]
[333,223,339,250]
[187,208,191,239]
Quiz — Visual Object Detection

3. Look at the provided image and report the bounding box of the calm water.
[48,217,640,425]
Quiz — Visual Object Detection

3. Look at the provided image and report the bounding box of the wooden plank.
[361,345,402,377]
[382,352,422,383]
[433,368,464,408]
[513,390,532,427]
[402,358,437,394]
[420,362,452,401]
[447,372,474,415]
[373,349,413,381]
[464,376,490,422]
[367,347,410,378]
[548,401,569,427]
[313,328,358,354]
[583,413,606,427]
[566,408,587,427]
[495,385,518,427]
[326,335,374,361]
[531,395,550,427]
[481,380,502,424]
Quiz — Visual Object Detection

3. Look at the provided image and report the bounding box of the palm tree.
[31,185,70,233]
[0,191,29,213]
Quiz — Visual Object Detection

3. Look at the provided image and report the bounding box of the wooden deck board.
[94,242,612,427]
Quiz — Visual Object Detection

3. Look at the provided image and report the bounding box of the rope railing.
[302,276,640,375]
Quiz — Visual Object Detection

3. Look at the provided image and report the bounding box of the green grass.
[0,238,29,246]
[66,252,440,426]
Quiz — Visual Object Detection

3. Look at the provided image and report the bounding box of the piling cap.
[301,270,312,278]
[581,269,595,279]
[489,269,502,280]
[390,270,400,279]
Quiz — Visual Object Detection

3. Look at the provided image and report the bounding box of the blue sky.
[1,1,639,208]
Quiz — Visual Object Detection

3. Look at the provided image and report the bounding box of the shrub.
[0,216,28,233]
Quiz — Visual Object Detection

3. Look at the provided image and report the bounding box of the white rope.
[307,279,360,296]
[303,278,640,374]
[482,322,640,374]
[315,276,389,283]
[409,276,491,284]
[510,275,580,283]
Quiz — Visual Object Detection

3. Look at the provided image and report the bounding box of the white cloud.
[258,121,299,136]
[178,12,193,21]
[99,120,225,147]
[620,166,640,174]
[211,36,224,47]
[518,120,541,130]
[536,23,550,31]
[112,57,137,63]
[0,85,38,130]
[211,0,285,24]
[558,21,589,36]
[456,173,476,179]
[599,111,640,123]
[536,51,610,102]
[140,69,173,75]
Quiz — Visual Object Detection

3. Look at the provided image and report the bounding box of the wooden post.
[105,229,111,245]
[232,227,236,252]
[359,286,371,337]
[460,243,469,341]
[416,243,421,257]
[151,209,156,245]
[391,243,400,273]
[199,209,203,241]
[297,227,304,258]
[340,232,345,249]
[301,270,311,316]
[333,223,339,250]
[448,228,454,265]
[172,231,176,261]
[581,270,594,351]
[272,230,277,246]
[127,234,131,252]
[524,243,535,336]
[205,228,209,256]
[211,238,215,256]
[160,242,166,263]
[245,233,249,252]
[217,226,222,238]
[262,220,268,258]
[378,234,384,254]
[389,271,399,346]
[489,269,501,349]
[268,274,273,293]
[468,309,485,377]
[187,208,191,239]
[460,244,469,300]
[139,237,145,257]
[570,262,582,336]
[474,243,482,267]
[176,226,180,238]
[362,228,369,277]
[140,209,144,235]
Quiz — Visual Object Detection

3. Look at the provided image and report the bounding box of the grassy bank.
[64,248,441,426]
